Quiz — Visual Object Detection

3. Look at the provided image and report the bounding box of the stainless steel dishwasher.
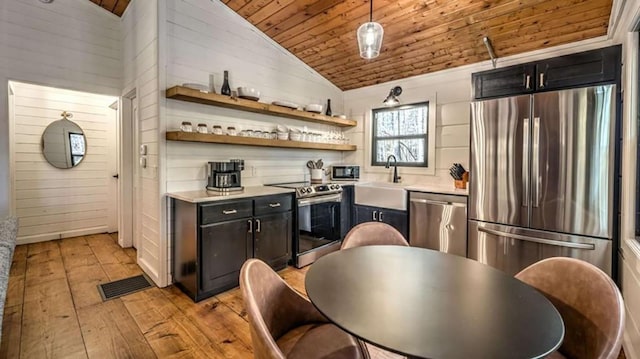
[409,191,467,257]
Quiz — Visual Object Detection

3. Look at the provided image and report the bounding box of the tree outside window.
[371,102,429,167]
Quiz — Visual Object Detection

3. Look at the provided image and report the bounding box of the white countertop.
[167,186,295,203]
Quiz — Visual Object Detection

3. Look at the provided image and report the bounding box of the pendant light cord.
[369,0,373,22]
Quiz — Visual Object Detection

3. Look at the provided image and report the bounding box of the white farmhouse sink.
[354,182,407,211]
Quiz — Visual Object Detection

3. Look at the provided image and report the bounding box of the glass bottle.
[221,70,231,96]
[325,99,332,116]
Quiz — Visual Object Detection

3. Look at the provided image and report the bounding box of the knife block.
[454,172,469,189]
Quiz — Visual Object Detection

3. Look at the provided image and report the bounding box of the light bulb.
[365,31,375,46]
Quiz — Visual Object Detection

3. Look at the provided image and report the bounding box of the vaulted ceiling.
[88,0,130,17]
[223,0,613,90]
[88,0,613,91]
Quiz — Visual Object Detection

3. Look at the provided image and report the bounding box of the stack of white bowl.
[276,125,289,140]
[289,127,302,141]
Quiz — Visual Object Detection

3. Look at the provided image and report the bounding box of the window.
[371,102,429,167]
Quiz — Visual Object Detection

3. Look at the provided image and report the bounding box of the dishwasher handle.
[478,226,595,250]
[410,198,466,207]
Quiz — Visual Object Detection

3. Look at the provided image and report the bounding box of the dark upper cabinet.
[473,45,621,100]
[353,204,408,239]
[472,64,535,99]
[536,46,620,91]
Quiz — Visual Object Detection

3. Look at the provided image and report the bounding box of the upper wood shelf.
[166,131,356,151]
[165,86,357,127]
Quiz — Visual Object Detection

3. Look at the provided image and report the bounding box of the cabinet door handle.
[223,209,237,215]
[256,219,261,233]
[247,219,253,233]
[539,72,545,88]
[379,211,383,222]
[525,74,531,90]
[269,203,281,208]
[372,210,377,221]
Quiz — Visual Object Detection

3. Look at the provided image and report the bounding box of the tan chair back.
[240,259,327,359]
[341,222,408,250]
[515,257,624,359]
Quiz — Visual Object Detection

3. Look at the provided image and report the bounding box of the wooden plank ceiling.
[88,0,130,17]
[223,0,613,91]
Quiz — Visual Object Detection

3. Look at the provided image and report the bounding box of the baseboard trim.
[16,226,109,245]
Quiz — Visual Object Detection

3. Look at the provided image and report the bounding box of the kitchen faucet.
[385,155,400,183]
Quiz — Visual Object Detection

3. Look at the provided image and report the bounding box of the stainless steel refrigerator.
[468,85,615,276]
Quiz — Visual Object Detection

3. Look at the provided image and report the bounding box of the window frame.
[370,101,429,168]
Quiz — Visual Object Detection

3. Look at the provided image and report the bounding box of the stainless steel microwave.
[331,165,360,181]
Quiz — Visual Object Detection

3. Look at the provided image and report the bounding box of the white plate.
[272,100,299,109]
[182,83,210,92]
[239,95,260,101]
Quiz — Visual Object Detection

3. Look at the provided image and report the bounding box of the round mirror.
[41,112,86,169]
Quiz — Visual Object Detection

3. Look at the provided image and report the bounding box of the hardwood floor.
[0,234,396,359]
[3,234,622,359]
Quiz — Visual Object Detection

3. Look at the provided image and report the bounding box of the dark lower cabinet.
[254,212,292,270]
[172,193,294,302]
[340,185,354,239]
[200,219,252,294]
[353,204,408,239]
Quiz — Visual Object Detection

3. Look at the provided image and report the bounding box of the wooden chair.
[515,257,624,359]
[341,222,408,250]
[240,259,370,359]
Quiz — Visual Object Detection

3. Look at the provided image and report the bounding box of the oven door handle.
[298,193,342,207]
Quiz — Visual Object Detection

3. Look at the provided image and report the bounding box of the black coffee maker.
[206,159,244,192]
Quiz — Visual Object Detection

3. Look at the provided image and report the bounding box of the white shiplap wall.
[163,0,345,191]
[122,0,163,285]
[160,0,346,284]
[344,76,470,185]
[11,82,118,244]
[0,0,122,218]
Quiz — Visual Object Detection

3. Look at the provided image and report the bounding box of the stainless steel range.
[269,182,343,268]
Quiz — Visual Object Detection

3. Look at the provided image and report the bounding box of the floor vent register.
[98,274,154,301]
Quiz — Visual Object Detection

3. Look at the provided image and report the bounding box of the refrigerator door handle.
[532,117,540,207]
[478,226,595,250]
[522,118,530,207]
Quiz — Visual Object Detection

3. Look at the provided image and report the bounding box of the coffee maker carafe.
[206,159,244,192]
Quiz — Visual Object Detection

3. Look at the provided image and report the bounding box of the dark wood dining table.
[305,246,565,359]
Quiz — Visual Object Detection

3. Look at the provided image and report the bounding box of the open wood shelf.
[166,86,357,127]
[166,131,357,151]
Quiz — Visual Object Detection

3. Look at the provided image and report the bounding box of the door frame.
[118,89,136,248]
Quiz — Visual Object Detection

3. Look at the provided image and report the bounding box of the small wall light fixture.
[383,86,402,106]
[483,36,498,68]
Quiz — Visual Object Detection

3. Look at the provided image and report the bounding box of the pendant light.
[357,0,384,59]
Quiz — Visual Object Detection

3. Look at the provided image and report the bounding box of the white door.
[107,104,118,232]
